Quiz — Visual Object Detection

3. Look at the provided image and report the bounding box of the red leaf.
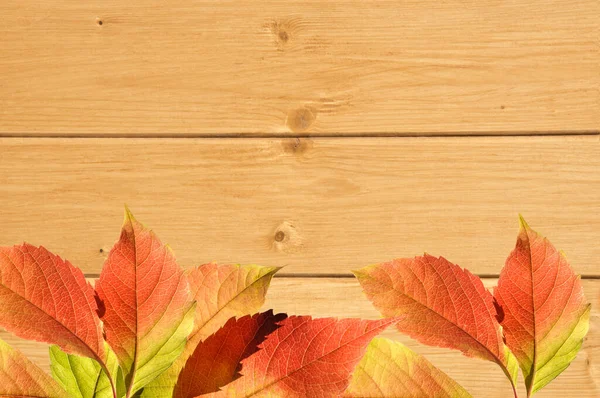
[174,311,286,398]
[205,316,396,397]
[95,209,195,395]
[0,243,105,362]
[354,255,518,394]
[495,217,590,396]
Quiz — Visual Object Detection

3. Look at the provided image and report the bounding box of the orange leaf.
[204,316,397,397]
[95,209,195,396]
[175,311,286,398]
[0,244,105,362]
[354,255,519,395]
[495,217,590,396]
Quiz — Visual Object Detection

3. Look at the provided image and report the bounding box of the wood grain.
[1,0,598,136]
[0,136,598,276]
[2,278,597,397]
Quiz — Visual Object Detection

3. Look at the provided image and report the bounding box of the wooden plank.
[1,136,599,276]
[2,278,598,397]
[1,0,598,136]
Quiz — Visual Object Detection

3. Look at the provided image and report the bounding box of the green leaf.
[50,343,122,398]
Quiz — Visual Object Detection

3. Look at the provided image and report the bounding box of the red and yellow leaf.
[174,311,286,398]
[95,209,195,396]
[344,338,472,398]
[494,217,590,396]
[0,336,68,398]
[205,316,397,397]
[0,243,105,362]
[354,255,518,395]
[142,263,279,397]
[186,263,281,341]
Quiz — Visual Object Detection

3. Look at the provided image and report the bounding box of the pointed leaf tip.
[123,205,135,223]
[165,243,175,255]
[353,263,378,277]
[518,214,530,230]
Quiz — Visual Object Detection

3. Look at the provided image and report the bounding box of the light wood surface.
[1,0,598,136]
[0,136,598,276]
[1,1,598,396]
[2,278,597,398]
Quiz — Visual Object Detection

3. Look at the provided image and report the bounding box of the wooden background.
[1,1,598,397]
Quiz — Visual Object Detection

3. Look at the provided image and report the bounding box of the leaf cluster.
[0,211,589,397]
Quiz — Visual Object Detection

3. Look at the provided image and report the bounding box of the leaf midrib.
[125,218,140,398]
[366,271,505,368]
[524,229,537,397]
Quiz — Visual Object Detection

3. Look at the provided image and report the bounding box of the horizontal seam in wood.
[83,273,600,279]
[0,132,598,139]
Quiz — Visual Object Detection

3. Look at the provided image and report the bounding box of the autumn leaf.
[0,336,68,398]
[174,311,286,398]
[354,255,519,396]
[204,316,397,397]
[50,343,124,398]
[142,263,279,397]
[95,208,196,397]
[0,244,106,362]
[186,263,282,341]
[344,338,472,398]
[494,216,590,396]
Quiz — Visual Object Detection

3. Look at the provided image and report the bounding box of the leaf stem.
[498,361,519,398]
[126,373,135,398]
[99,360,118,398]
[511,382,519,398]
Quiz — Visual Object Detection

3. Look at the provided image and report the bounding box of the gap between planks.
[83,273,600,279]
[0,132,598,139]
